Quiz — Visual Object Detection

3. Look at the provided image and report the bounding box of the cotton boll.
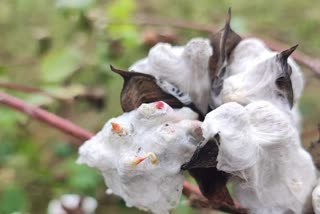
[129,38,212,114]
[202,101,316,213]
[78,101,201,214]
[47,194,97,214]
[214,38,304,128]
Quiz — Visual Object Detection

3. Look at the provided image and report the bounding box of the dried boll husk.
[201,101,316,214]
[209,8,242,102]
[78,101,202,214]
[110,65,204,119]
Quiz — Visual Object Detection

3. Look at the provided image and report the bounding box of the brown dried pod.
[182,134,234,207]
[276,44,299,109]
[110,65,204,118]
[209,8,242,82]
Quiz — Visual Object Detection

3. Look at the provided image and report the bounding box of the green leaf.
[0,65,8,76]
[0,108,26,134]
[53,142,74,157]
[24,94,54,106]
[67,163,101,193]
[107,0,135,21]
[106,0,139,48]
[40,48,83,83]
[174,195,198,214]
[0,185,27,213]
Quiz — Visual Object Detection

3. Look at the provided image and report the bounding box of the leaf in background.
[56,0,95,10]
[0,1,11,24]
[0,65,8,76]
[24,94,54,106]
[53,142,74,157]
[40,48,83,83]
[0,141,14,163]
[107,0,135,21]
[174,195,199,214]
[45,84,86,100]
[0,185,28,213]
[0,108,27,134]
[67,162,101,194]
[106,0,140,48]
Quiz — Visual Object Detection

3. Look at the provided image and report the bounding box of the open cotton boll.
[227,38,304,101]
[214,38,304,128]
[129,38,212,114]
[202,101,316,214]
[77,101,202,214]
[47,194,97,214]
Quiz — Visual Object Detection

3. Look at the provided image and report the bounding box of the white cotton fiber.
[214,38,304,128]
[313,179,320,214]
[201,101,316,214]
[129,38,213,114]
[77,101,202,214]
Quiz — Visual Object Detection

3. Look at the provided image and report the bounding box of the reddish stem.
[0,91,93,143]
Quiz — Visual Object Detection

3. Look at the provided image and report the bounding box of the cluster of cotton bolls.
[129,35,318,213]
[77,11,318,214]
[78,101,202,214]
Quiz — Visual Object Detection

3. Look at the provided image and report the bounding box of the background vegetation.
[0,0,319,213]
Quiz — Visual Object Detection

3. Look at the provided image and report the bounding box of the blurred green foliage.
[0,0,319,213]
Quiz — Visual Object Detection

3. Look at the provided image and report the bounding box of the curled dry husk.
[78,101,203,214]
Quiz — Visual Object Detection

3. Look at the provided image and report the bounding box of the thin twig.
[0,91,93,143]
[0,91,245,213]
[0,82,62,100]
[108,17,320,77]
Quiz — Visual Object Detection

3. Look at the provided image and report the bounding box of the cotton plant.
[47,194,97,214]
[77,101,202,214]
[76,8,319,213]
[212,38,303,129]
[129,38,212,115]
[199,101,316,214]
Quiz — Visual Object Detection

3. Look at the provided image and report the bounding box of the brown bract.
[209,8,242,82]
[110,65,185,111]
